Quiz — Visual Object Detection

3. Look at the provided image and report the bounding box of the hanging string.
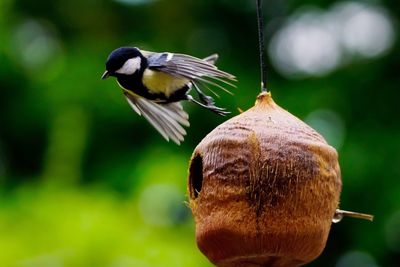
[256,0,268,92]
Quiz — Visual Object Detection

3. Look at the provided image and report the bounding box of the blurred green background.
[0,0,399,266]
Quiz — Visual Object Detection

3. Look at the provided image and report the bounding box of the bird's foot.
[199,94,216,106]
[206,104,230,116]
[187,95,230,116]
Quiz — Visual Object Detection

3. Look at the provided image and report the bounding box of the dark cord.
[256,0,268,92]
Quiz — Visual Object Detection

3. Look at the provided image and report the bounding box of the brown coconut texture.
[188,92,342,267]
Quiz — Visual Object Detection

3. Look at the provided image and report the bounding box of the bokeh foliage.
[0,0,399,266]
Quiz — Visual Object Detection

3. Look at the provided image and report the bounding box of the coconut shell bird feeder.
[187,92,373,267]
[188,92,338,267]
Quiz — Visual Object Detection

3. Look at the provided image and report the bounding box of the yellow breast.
[142,69,190,97]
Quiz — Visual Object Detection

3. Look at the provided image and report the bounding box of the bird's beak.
[101,71,110,80]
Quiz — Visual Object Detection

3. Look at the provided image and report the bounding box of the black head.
[102,47,146,79]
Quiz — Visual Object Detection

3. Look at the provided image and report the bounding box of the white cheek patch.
[116,57,142,75]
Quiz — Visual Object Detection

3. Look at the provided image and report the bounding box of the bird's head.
[102,47,146,80]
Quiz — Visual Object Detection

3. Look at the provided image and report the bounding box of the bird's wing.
[123,90,190,145]
[146,52,236,95]
[143,50,219,65]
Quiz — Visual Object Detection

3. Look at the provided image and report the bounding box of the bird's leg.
[192,82,215,106]
[198,92,215,106]
[186,95,230,116]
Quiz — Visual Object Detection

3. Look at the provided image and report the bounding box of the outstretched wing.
[123,90,190,145]
[145,51,236,95]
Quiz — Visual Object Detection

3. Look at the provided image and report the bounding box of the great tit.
[102,47,236,144]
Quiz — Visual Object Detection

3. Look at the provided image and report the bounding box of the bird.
[102,47,236,145]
